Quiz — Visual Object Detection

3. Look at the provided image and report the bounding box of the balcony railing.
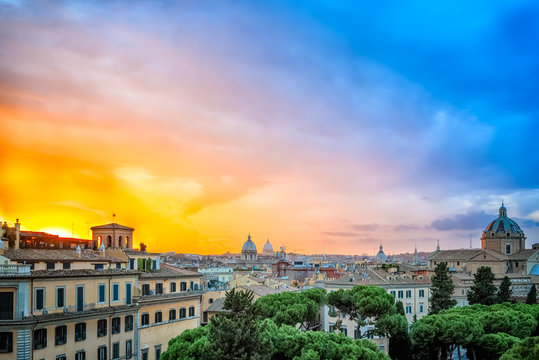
[0,264,31,275]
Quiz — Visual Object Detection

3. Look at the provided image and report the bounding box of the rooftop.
[4,248,126,263]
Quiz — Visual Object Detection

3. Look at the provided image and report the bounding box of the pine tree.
[429,262,457,314]
[497,276,513,303]
[468,266,497,305]
[526,284,537,305]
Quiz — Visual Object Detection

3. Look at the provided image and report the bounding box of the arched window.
[107,235,112,248]
[118,236,123,248]
[97,235,102,247]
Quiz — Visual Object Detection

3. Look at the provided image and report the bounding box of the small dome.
[485,204,522,234]
[262,239,274,255]
[376,244,387,263]
[242,234,257,253]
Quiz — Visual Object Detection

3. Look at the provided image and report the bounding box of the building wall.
[139,297,200,360]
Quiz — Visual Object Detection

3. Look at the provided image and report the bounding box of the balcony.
[0,264,31,276]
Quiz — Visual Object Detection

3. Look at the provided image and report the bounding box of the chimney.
[15,219,20,250]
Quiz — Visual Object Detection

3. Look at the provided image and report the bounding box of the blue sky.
[1,0,538,254]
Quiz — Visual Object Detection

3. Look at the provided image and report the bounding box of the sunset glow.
[1,1,539,255]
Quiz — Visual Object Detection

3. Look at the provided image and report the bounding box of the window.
[75,350,86,360]
[156,283,163,295]
[94,264,104,270]
[457,262,460,266]
[329,323,335,332]
[98,284,106,303]
[190,281,194,290]
[180,282,187,291]
[141,313,149,326]
[179,308,186,319]
[113,283,120,301]
[142,349,148,360]
[0,292,13,320]
[35,288,45,310]
[169,309,177,320]
[76,285,84,312]
[155,311,162,323]
[56,355,66,360]
[142,284,150,296]
[406,306,412,314]
[354,327,361,339]
[397,290,403,299]
[33,328,47,349]
[55,325,67,345]
[341,326,347,336]
[98,346,107,360]
[516,262,519,268]
[75,323,86,341]
[125,315,133,331]
[62,262,71,269]
[116,263,121,269]
[189,306,195,317]
[506,244,511,255]
[56,287,65,308]
[113,342,120,359]
[155,345,162,360]
[170,282,177,292]
[126,339,133,359]
[209,298,214,304]
[0,332,13,353]
[47,262,55,270]
[419,304,424,313]
[112,317,121,334]
[419,289,425,298]
[97,319,107,337]
[390,290,396,298]
[406,290,412,298]
[126,283,132,305]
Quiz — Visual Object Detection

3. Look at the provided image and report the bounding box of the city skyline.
[1,1,539,254]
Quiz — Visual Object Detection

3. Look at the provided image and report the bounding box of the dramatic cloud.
[1,1,538,254]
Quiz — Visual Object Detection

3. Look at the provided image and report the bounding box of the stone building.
[241,234,257,262]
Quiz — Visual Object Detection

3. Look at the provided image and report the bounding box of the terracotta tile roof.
[138,264,201,278]
[508,249,538,260]
[4,248,125,263]
[207,298,227,313]
[30,269,139,278]
[428,249,482,261]
[238,284,283,297]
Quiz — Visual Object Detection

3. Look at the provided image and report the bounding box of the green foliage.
[500,336,539,360]
[497,276,512,303]
[468,266,497,305]
[146,257,152,272]
[411,312,483,360]
[264,320,390,360]
[429,262,457,314]
[327,285,396,336]
[256,288,326,330]
[411,302,539,360]
[526,284,537,305]
[476,332,519,360]
[395,301,405,316]
[208,289,269,360]
[137,258,143,270]
[160,326,210,360]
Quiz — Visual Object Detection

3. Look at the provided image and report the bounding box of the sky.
[1,0,539,255]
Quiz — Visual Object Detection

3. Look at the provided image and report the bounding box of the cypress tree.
[429,262,457,314]
[526,284,537,305]
[497,276,512,303]
[468,266,497,305]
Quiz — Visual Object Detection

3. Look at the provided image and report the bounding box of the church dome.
[262,239,274,255]
[242,234,257,253]
[376,244,387,263]
[485,204,523,235]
